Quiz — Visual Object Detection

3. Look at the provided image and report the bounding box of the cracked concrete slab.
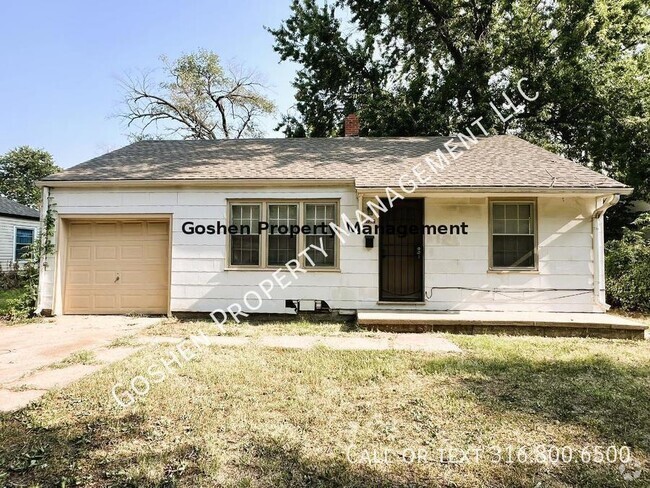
[0,388,46,412]
[6,364,102,390]
[0,315,162,412]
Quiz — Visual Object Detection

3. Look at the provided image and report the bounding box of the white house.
[0,196,40,268]
[35,134,631,319]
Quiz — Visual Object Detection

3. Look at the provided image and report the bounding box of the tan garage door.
[64,219,170,314]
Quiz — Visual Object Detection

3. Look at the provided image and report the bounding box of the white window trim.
[226,199,340,271]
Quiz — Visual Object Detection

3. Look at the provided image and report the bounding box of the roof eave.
[37,179,633,197]
[0,212,40,221]
[37,178,358,189]
[356,186,634,196]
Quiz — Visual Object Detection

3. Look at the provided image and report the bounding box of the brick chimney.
[344,113,360,137]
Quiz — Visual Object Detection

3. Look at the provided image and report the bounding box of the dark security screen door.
[379,199,424,301]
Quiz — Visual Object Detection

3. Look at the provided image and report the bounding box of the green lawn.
[1,325,649,487]
[145,316,370,338]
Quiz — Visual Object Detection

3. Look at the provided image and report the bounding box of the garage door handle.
[114,273,120,283]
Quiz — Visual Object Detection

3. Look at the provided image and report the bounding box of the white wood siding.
[0,215,39,267]
[40,187,600,314]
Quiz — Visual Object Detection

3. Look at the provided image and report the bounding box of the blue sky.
[0,0,298,168]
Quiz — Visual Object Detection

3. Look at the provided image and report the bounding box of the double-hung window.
[490,201,536,269]
[304,203,336,267]
[15,228,35,260]
[267,204,298,266]
[227,200,338,269]
[230,204,261,266]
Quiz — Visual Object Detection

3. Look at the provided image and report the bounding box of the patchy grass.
[146,315,380,339]
[0,332,649,487]
[107,336,141,349]
[48,350,98,369]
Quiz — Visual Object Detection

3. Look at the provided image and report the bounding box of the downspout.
[592,194,620,310]
[35,186,49,315]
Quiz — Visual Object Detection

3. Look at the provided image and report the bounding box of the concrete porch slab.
[357,311,648,339]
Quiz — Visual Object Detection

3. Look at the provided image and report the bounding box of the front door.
[379,198,424,301]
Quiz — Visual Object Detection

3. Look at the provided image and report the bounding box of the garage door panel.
[67,270,92,285]
[64,294,92,311]
[64,219,169,315]
[68,223,93,238]
[148,222,169,235]
[144,244,167,260]
[95,246,118,260]
[122,222,146,236]
[121,245,144,259]
[95,222,119,237]
[120,294,167,308]
[94,294,118,309]
[120,269,167,284]
[68,245,92,261]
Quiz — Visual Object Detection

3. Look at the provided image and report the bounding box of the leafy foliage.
[605,213,650,312]
[269,0,650,197]
[0,147,60,207]
[4,197,57,320]
[0,262,21,291]
[120,49,276,140]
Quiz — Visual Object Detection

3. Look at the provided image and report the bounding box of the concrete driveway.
[0,315,161,412]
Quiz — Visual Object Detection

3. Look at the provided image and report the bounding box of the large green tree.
[119,49,275,140]
[269,0,650,199]
[0,146,60,208]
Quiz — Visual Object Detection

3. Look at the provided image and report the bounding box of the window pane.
[268,235,296,265]
[305,203,336,267]
[493,219,505,234]
[505,219,519,234]
[493,235,534,267]
[231,235,260,265]
[492,203,533,235]
[16,229,34,244]
[267,204,298,266]
[306,235,335,266]
[231,204,260,232]
[305,203,335,228]
[15,228,34,260]
[268,204,297,226]
[230,204,260,265]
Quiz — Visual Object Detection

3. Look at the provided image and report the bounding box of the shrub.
[0,262,21,290]
[6,247,40,319]
[605,213,650,312]
[2,197,56,320]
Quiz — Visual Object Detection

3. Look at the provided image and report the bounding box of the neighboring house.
[0,196,40,267]
[35,132,631,317]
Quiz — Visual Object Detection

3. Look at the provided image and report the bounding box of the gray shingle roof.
[0,196,40,219]
[44,135,629,191]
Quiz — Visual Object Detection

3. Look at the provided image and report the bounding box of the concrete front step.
[357,311,648,339]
